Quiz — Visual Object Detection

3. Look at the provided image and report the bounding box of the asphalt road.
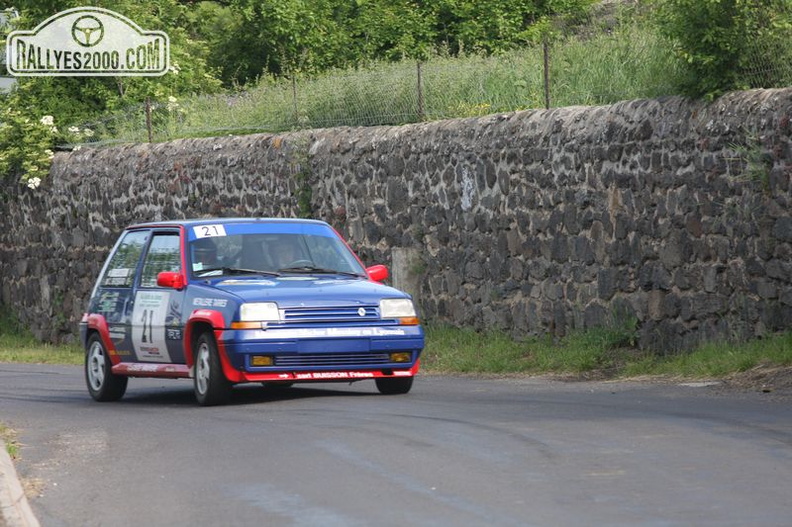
[1,363,791,527]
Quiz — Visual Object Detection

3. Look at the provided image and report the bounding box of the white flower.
[44,149,54,160]
[68,126,80,134]
[27,177,41,189]
[82,128,94,137]
[166,96,180,112]
[40,115,54,126]
[73,145,82,152]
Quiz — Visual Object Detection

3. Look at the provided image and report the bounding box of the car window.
[100,230,150,287]
[140,233,181,288]
[303,235,359,272]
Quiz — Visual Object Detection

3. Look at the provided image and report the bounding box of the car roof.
[126,218,328,230]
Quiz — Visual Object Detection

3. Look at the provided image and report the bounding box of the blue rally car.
[80,218,424,406]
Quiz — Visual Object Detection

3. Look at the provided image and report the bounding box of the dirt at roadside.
[721,365,792,395]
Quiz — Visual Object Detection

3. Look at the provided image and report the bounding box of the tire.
[194,332,232,406]
[85,334,128,402]
[375,376,413,395]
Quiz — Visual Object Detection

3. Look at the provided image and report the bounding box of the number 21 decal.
[132,291,172,363]
[194,225,227,238]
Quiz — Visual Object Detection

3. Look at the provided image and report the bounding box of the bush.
[652,0,792,98]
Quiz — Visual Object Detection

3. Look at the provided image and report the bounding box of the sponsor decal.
[294,371,375,380]
[219,279,278,287]
[254,327,407,339]
[126,363,161,373]
[131,290,172,362]
[192,297,228,308]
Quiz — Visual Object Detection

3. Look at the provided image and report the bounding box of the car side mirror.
[157,271,185,290]
[366,264,388,282]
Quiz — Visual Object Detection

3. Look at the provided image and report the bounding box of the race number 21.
[194,225,227,238]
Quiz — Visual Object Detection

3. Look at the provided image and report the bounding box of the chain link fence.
[59,2,792,148]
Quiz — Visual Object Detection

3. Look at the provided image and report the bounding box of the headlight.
[239,302,281,322]
[380,298,417,319]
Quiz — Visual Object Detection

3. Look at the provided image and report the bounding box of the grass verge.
[421,324,792,380]
[1,315,790,381]
[0,310,82,365]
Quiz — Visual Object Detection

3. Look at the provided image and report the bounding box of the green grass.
[0,334,83,364]
[0,422,19,458]
[623,333,792,378]
[73,19,681,144]
[1,302,790,380]
[0,310,82,365]
[421,324,792,380]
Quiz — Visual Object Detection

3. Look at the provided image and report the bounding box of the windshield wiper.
[278,266,364,278]
[195,267,281,277]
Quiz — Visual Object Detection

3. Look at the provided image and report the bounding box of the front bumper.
[218,325,424,379]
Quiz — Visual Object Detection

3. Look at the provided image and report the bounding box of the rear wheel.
[85,334,127,402]
[375,376,413,395]
[194,332,232,406]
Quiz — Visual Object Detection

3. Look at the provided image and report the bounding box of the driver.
[270,236,303,268]
[191,238,219,271]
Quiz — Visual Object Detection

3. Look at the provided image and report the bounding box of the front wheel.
[375,376,413,395]
[85,334,127,402]
[194,332,232,406]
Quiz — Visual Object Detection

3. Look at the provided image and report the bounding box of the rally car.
[80,218,424,406]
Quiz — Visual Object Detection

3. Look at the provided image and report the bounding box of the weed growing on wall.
[284,135,314,218]
[729,132,774,194]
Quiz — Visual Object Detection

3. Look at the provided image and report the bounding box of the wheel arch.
[83,314,120,365]
[183,309,239,379]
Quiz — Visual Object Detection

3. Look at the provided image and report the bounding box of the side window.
[100,230,150,287]
[140,233,181,288]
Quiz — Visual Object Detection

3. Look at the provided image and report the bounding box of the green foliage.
[652,0,792,98]
[729,131,773,194]
[0,91,56,188]
[193,0,595,86]
[0,0,222,185]
[83,18,680,143]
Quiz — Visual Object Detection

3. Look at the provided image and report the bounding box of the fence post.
[543,40,551,110]
[292,76,299,129]
[145,97,153,142]
[416,61,425,121]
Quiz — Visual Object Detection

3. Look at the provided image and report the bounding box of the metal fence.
[59,2,792,147]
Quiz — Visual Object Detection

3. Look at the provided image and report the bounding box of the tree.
[653,0,792,98]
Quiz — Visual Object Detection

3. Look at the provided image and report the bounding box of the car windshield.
[188,223,367,278]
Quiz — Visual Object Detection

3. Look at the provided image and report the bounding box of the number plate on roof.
[194,225,227,238]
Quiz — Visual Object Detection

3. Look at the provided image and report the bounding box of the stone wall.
[2,88,791,350]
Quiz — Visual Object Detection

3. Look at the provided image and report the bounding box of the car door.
[92,229,151,360]
[131,230,186,364]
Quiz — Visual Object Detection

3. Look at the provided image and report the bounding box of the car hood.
[204,276,410,307]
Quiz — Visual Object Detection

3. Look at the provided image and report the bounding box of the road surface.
[1,363,791,527]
